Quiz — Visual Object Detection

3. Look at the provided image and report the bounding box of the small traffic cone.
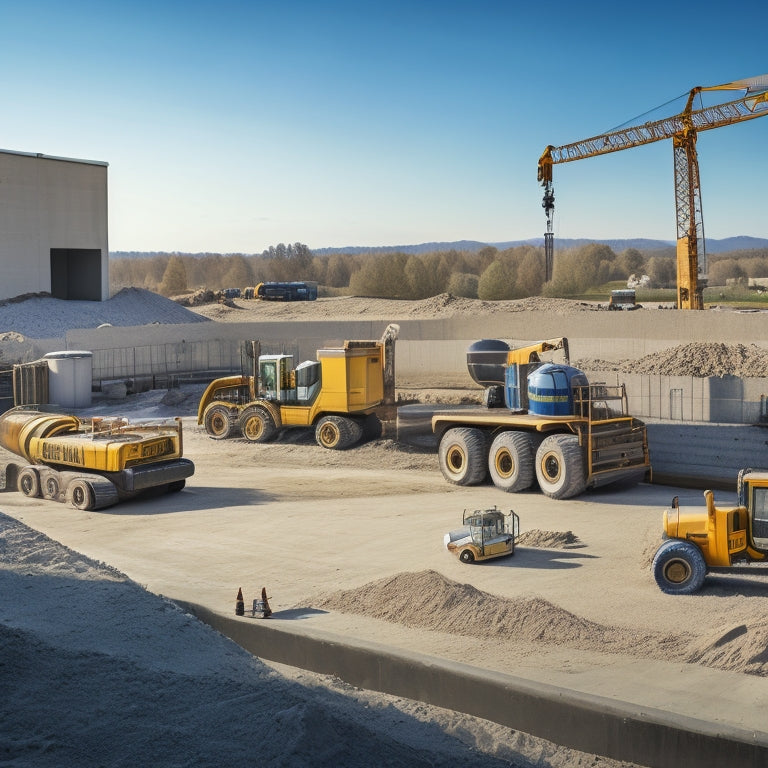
[235,587,244,616]
[261,586,272,618]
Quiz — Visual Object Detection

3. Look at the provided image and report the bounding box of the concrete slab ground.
[2,414,768,765]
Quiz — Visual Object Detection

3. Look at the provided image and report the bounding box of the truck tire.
[459,549,475,563]
[315,415,363,450]
[438,428,487,486]
[203,404,237,440]
[488,431,534,492]
[239,405,278,443]
[17,467,40,498]
[67,478,95,510]
[90,479,120,510]
[652,539,707,595]
[43,473,61,501]
[535,434,586,499]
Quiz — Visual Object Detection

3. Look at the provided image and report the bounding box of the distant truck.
[246,281,318,301]
[426,337,649,499]
[0,406,194,510]
[608,289,639,310]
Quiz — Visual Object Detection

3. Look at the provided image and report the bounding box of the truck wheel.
[652,540,707,594]
[535,434,586,499]
[43,474,61,501]
[488,431,534,492]
[67,478,95,511]
[315,415,363,450]
[438,428,487,486]
[203,404,237,440]
[239,405,278,443]
[17,467,40,498]
[459,549,475,564]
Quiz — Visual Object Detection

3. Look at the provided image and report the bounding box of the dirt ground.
[2,293,768,765]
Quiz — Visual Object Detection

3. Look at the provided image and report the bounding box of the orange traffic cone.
[261,586,272,618]
[235,587,244,616]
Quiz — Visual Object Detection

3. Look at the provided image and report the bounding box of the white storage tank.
[43,350,93,408]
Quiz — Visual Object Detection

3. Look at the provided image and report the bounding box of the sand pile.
[684,620,768,675]
[517,530,581,548]
[313,569,768,679]
[576,342,768,378]
[311,570,682,657]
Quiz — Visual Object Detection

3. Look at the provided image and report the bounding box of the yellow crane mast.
[537,75,768,309]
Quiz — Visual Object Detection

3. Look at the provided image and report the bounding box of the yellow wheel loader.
[0,406,194,510]
[197,324,398,450]
[652,469,768,594]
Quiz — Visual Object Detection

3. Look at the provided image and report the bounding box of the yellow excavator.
[0,406,194,510]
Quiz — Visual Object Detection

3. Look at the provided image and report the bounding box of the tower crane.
[537,75,768,309]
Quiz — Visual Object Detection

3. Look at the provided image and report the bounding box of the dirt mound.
[517,530,581,549]
[311,570,680,657]
[188,293,600,322]
[684,620,768,676]
[0,287,209,341]
[577,342,768,378]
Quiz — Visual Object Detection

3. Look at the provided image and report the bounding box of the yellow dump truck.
[197,324,399,449]
[652,468,768,594]
[0,406,194,510]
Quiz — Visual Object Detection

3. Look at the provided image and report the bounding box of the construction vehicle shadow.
[483,547,597,570]
[576,481,694,507]
[105,486,277,515]
[697,572,768,598]
[268,607,329,620]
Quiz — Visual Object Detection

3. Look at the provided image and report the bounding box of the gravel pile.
[0,288,209,339]
[577,342,768,378]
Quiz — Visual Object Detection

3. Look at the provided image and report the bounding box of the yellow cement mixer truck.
[0,406,194,510]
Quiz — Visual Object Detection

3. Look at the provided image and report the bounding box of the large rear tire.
[203,404,237,440]
[67,478,95,511]
[535,434,586,499]
[17,467,40,498]
[239,405,278,443]
[315,415,363,450]
[652,540,707,595]
[438,428,488,486]
[488,431,534,492]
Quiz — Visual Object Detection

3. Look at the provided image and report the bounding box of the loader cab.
[258,355,322,406]
[259,355,295,402]
[737,470,768,551]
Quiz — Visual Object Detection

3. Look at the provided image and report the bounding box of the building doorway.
[50,248,102,300]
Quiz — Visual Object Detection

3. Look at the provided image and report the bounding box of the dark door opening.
[50,248,102,300]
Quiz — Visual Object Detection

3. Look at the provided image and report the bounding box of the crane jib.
[547,93,768,166]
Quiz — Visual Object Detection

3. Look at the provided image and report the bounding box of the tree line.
[109,243,768,299]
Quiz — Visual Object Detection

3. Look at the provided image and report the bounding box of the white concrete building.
[0,149,109,302]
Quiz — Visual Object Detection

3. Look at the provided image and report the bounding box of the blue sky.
[3,1,767,252]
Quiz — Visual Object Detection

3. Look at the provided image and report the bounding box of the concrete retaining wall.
[180,601,768,768]
[55,318,768,425]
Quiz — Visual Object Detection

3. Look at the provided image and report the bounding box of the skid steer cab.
[651,468,768,594]
[444,506,520,564]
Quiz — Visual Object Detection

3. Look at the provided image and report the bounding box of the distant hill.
[111,236,768,260]
[311,236,768,257]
